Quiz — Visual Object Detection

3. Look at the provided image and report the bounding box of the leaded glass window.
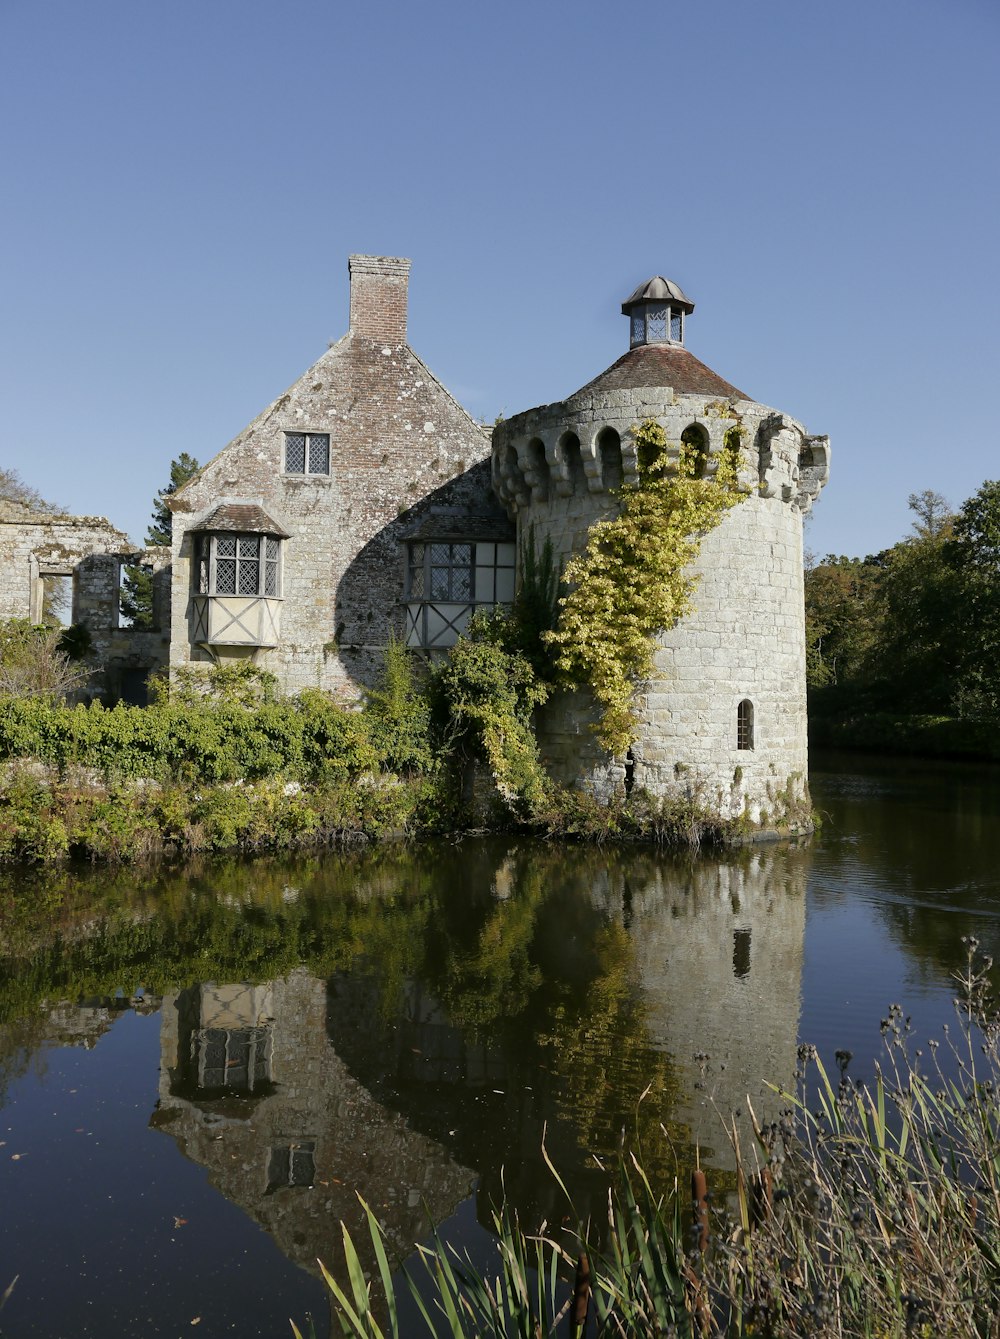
[264,538,280,596]
[647,307,667,341]
[237,536,261,594]
[629,303,685,347]
[194,533,282,598]
[215,535,237,594]
[196,1026,271,1093]
[406,540,516,648]
[267,1141,316,1192]
[285,432,330,475]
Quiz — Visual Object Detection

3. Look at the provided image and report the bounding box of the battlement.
[492,393,830,518]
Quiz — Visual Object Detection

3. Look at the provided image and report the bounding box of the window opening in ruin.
[118,667,150,707]
[118,560,155,629]
[40,573,73,627]
[405,540,516,649]
[733,928,752,979]
[267,1140,316,1193]
[737,699,754,750]
[597,427,623,490]
[195,534,281,598]
[623,748,636,796]
[284,432,330,475]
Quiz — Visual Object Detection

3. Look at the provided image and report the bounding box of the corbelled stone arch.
[680,422,710,479]
[596,426,623,491]
[557,430,586,492]
[754,414,783,496]
[515,436,551,503]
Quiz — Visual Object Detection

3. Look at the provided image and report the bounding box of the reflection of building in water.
[152,971,473,1287]
[594,846,809,1168]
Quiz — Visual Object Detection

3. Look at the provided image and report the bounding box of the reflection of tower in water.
[593,845,809,1170]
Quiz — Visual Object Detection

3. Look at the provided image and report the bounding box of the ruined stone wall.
[0,502,171,700]
[169,257,499,697]
[494,390,830,831]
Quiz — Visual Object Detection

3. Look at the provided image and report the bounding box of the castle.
[0,256,829,830]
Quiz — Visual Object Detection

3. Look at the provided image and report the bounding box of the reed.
[297,939,1000,1337]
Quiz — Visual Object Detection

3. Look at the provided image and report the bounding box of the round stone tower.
[491,274,830,835]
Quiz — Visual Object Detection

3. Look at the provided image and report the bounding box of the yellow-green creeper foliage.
[544,419,747,754]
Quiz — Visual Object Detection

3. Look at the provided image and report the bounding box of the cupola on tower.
[492,273,831,837]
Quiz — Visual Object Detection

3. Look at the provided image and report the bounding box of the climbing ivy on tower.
[544,419,747,755]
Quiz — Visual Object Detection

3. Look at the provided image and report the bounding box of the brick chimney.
[348,254,410,344]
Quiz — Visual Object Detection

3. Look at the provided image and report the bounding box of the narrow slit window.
[737,699,754,751]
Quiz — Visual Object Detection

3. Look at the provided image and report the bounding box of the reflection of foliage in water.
[0,841,771,1211]
[535,920,687,1182]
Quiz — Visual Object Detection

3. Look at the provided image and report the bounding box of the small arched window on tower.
[737,699,755,751]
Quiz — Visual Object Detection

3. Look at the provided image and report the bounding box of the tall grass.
[297,940,1000,1337]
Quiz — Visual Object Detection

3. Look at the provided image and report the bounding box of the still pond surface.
[2,752,1000,1337]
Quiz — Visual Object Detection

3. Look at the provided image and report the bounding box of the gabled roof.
[190,503,290,538]
[568,342,748,403]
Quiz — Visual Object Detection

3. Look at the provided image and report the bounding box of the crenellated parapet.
[488,269,831,837]
[492,393,831,518]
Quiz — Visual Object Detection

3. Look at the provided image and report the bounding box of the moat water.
[2,751,1000,1337]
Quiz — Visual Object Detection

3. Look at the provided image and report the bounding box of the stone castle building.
[0,257,828,830]
[493,276,829,827]
[166,255,513,694]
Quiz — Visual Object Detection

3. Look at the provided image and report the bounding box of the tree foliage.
[807,479,1000,726]
[120,453,200,628]
[0,468,61,514]
[0,620,88,702]
[146,451,200,546]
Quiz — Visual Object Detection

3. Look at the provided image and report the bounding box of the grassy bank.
[301,942,1000,1338]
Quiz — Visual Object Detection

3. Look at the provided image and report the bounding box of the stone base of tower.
[535,690,814,843]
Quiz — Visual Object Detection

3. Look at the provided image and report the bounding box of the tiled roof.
[190,503,290,538]
[568,343,748,402]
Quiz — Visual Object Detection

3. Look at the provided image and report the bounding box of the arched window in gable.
[737,699,754,751]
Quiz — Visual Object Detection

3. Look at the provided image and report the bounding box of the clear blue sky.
[2,0,997,558]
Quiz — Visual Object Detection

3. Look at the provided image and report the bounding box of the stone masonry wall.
[493,386,830,831]
[155,970,473,1290]
[169,256,501,697]
[0,501,171,700]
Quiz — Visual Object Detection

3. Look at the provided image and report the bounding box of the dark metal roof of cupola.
[621,275,695,314]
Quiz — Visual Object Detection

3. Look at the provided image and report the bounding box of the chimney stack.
[348,254,410,344]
